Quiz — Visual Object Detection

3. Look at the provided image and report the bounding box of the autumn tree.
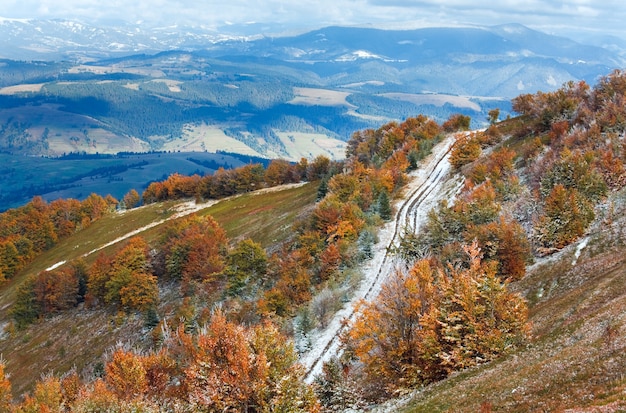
[122,189,141,209]
[183,312,268,411]
[162,215,227,292]
[465,217,531,281]
[345,243,528,396]
[33,267,79,314]
[0,361,12,412]
[435,243,528,373]
[104,237,158,312]
[442,113,471,132]
[179,312,318,412]
[488,108,500,125]
[265,159,299,186]
[450,132,481,169]
[345,259,442,394]
[105,350,148,401]
[536,184,595,250]
[86,252,113,305]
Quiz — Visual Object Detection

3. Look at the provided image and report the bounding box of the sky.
[0,0,624,41]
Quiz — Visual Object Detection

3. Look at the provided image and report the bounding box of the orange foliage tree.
[161,215,228,292]
[449,132,481,169]
[345,243,528,397]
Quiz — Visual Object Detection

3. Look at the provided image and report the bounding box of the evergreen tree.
[10,275,41,328]
[317,177,329,201]
[378,190,392,221]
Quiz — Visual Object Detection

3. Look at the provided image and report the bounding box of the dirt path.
[300,136,457,382]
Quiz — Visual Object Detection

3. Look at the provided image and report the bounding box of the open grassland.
[379,92,482,111]
[403,203,626,412]
[0,182,318,396]
[165,123,265,156]
[274,131,347,161]
[0,83,45,94]
[198,182,317,248]
[289,87,356,107]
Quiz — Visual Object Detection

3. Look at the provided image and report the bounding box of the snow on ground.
[45,260,66,271]
[571,236,589,266]
[300,135,459,382]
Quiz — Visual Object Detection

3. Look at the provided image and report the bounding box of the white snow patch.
[571,236,589,266]
[46,261,66,271]
[517,80,526,90]
[336,50,383,62]
[547,74,557,86]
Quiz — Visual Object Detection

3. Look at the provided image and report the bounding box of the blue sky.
[1,0,624,41]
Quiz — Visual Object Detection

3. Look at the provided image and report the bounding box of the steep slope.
[0,182,317,396]
[400,210,626,412]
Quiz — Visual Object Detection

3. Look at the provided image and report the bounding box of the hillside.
[1,23,622,165]
[401,208,626,412]
[1,69,626,412]
[0,182,318,396]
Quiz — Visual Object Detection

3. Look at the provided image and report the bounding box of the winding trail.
[300,135,457,382]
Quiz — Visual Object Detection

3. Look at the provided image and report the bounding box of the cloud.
[0,0,623,40]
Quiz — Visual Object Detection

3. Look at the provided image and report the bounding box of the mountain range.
[0,19,624,207]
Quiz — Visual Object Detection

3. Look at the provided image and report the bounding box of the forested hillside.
[1,69,626,412]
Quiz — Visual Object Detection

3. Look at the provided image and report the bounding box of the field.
[379,93,482,111]
[289,87,356,108]
[274,131,347,160]
[163,123,265,156]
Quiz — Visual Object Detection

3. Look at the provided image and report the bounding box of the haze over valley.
[0,17,624,208]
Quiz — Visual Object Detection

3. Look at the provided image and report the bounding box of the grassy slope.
[403,194,626,412]
[0,182,317,397]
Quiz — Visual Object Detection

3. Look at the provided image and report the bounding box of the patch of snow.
[46,261,66,271]
[571,236,589,266]
[0,17,31,24]
[336,50,383,62]
[517,80,526,90]
[108,42,128,50]
[547,74,557,86]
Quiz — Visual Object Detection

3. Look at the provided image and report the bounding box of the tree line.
[0,194,118,283]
